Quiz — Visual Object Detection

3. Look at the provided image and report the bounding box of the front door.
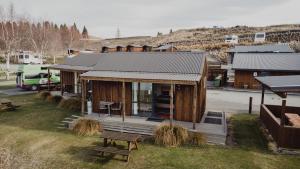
[132,82,153,117]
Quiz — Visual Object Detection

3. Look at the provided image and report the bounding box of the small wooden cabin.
[126,44,143,52]
[232,53,300,89]
[116,45,126,52]
[142,45,152,52]
[102,46,117,53]
[80,52,207,128]
[48,53,101,95]
[256,75,300,148]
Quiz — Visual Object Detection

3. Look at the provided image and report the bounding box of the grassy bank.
[0,94,299,169]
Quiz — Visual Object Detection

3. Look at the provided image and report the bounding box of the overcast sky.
[0,0,299,38]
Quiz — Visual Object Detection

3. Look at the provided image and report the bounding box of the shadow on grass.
[66,141,129,164]
[0,94,81,134]
[230,114,269,152]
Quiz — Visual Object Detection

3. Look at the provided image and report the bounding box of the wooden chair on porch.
[99,101,108,115]
[111,102,122,114]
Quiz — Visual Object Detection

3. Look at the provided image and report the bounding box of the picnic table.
[101,130,140,151]
[94,131,141,162]
[100,101,114,116]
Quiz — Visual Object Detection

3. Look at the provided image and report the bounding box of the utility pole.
[116,27,121,38]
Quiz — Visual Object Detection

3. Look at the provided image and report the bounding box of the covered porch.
[80,70,206,130]
[256,75,300,149]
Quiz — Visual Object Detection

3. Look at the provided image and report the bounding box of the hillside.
[98,24,300,61]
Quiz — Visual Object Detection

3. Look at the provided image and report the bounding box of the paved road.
[207,89,300,114]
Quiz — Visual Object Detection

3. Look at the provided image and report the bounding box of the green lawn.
[0,94,299,169]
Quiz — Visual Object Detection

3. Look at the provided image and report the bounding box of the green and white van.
[16,64,60,91]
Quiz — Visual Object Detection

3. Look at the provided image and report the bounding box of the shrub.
[46,95,63,104]
[188,132,207,145]
[154,124,188,147]
[58,98,81,111]
[72,118,102,136]
[37,91,51,100]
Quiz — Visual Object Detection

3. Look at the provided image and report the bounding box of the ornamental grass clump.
[46,95,63,104]
[72,118,102,136]
[188,132,207,145]
[58,98,81,111]
[37,91,51,100]
[154,124,188,147]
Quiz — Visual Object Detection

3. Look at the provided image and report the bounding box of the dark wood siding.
[61,71,74,93]
[234,70,300,89]
[92,81,132,115]
[261,104,300,148]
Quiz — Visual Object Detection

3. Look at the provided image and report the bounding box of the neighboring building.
[153,44,177,52]
[126,44,143,52]
[142,45,152,52]
[225,43,295,85]
[102,46,117,53]
[49,53,101,94]
[207,55,226,87]
[232,53,300,89]
[116,45,126,52]
[79,52,207,127]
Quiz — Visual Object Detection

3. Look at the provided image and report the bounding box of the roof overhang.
[80,71,201,85]
[255,75,300,94]
[48,64,92,72]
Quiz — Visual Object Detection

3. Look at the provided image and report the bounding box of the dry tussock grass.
[36,91,51,100]
[58,98,81,111]
[46,95,63,104]
[188,132,207,145]
[154,124,188,147]
[73,118,102,136]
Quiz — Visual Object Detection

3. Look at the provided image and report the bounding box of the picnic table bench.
[0,99,20,111]
[95,131,141,162]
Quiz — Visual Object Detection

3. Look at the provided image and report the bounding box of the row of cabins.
[49,52,207,128]
[101,44,177,53]
[225,43,300,89]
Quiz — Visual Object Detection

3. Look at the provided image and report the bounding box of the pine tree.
[82,26,88,39]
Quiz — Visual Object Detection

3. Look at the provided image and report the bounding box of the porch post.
[81,79,86,115]
[169,84,174,128]
[261,86,265,105]
[60,71,63,96]
[47,68,50,91]
[192,83,198,130]
[74,72,78,94]
[280,98,287,126]
[122,81,126,122]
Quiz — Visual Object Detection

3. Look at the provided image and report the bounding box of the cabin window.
[25,55,29,59]
[19,55,24,59]
[132,82,153,116]
[34,55,39,58]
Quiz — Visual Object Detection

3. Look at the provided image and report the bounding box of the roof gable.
[230,44,294,53]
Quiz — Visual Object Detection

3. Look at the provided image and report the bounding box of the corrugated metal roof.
[229,44,294,53]
[255,75,300,92]
[232,53,300,71]
[64,53,102,67]
[93,52,205,74]
[81,71,201,83]
[48,64,92,71]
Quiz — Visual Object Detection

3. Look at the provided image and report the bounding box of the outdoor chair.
[111,102,122,114]
[99,101,108,114]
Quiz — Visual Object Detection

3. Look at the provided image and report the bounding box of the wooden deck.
[261,104,300,149]
[85,111,227,145]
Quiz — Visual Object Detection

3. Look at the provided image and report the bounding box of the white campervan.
[254,32,266,43]
[225,35,238,44]
[18,51,43,64]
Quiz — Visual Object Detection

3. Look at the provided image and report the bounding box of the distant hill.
[93,24,300,61]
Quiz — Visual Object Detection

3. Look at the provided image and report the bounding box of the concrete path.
[207,89,300,114]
